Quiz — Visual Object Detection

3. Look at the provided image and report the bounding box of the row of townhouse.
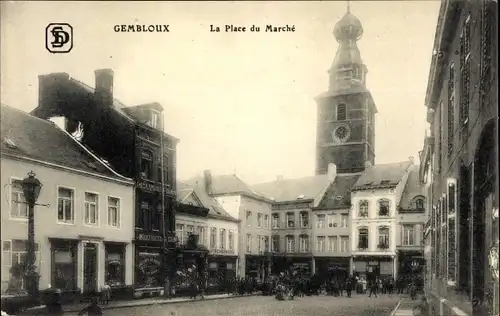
[419,1,498,316]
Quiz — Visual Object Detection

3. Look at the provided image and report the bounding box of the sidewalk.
[391,295,422,316]
[22,293,259,314]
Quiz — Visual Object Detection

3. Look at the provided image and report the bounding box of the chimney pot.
[94,69,114,107]
[203,170,213,194]
[327,163,337,181]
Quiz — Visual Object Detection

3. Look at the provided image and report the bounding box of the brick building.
[420,1,498,315]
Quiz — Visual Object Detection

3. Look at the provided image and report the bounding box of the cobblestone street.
[65,294,400,316]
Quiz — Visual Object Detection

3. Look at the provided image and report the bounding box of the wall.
[0,157,135,292]
[206,217,239,256]
[271,205,312,253]
[175,214,208,246]
[215,196,241,220]
[239,196,272,254]
[311,208,351,257]
[396,212,426,249]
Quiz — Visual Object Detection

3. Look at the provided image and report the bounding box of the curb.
[65,293,261,312]
[389,299,403,316]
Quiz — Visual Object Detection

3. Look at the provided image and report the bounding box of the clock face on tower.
[332,125,350,143]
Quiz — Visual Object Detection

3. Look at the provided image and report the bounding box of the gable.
[183,192,203,207]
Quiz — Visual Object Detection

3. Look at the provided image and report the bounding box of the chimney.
[327,163,337,181]
[277,175,284,182]
[94,69,114,107]
[364,161,372,169]
[203,170,213,195]
[409,156,415,164]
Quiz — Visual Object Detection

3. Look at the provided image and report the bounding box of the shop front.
[207,250,237,293]
[352,255,395,282]
[314,257,350,280]
[245,254,270,281]
[397,250,425,280]
[134,232,164,296]
[271,253,313,277]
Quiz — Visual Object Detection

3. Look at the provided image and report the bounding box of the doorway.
[83,243,98,294]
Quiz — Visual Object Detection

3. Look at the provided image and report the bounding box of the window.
[340,214,348,227]
[51,241,77,290]
[107,197,120,227]
[340,236,349,252]
[210,227,217,248]
[10,180,27,218]
[139,200,151,230]
[105,244,125,287]
[327,214,336,228]
[147,110,160,129]
[358,228,368,249]
[2,240,40,291]
[286,235,295,252]
[378,227,390,249]
[358,200,369,217]
[437,101,443,173]
[264,215,269,228]
[414,197,425,211]
[197,226,206,246]
[263,236,269,252]
[337,104,347,121]
[300,212,309,228]
[447,179,457,284]
[316,236,325,252]
[176,224,185,245]
[378,199,390,216]
[403,225,415,246]
[246,234,252,253]
[84,192,99,226]
[447,63,455,156]
[271,235,280,252]
[299,235,309,252]
[328,236,338,252]
[140,150,153,180]
[316,214,325,228]
[58,187,74,224]
[286,212,295,228]
[272,213,279,229]
[246,211,252,227]
[220,229,226,249]
[459,16,471,128]
[228,231,234,251]
[257,213,262,228]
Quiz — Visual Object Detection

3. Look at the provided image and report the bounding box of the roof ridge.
[2,104,65,129]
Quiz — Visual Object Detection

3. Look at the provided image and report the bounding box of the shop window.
[358,200,369,218]
[378,199,390,216]
[2,240,40,292]
[105,244,125,287]
[51,241,77,290]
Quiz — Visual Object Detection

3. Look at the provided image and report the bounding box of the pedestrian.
[345,276,353,298]
[368,279,378,298]
[101,283,111,305]
[46,288,64,316]
[78,294,103,316]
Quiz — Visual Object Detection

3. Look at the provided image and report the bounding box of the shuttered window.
[447,179,457,285]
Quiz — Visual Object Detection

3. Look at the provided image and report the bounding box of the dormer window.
[147,110,161,129]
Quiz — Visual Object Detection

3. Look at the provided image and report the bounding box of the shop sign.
[138,257,161,276]
[137,233,163,242]
[136,180,176,196]
[210,248,234,255]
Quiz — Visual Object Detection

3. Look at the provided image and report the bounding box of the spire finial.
[347,0,350,12]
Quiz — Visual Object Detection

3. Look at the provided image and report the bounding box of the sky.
[1,1,439,185]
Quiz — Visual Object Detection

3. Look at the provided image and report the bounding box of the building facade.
[350,161,413,281]
[32,69,179,296]
[1,105,135,295]
[253,165,335,276]
[315,8,377,175]
[421,1,498,316]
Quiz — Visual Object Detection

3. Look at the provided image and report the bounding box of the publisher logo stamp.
[46,23,73,54]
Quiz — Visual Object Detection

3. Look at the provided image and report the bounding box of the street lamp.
[21,171,42,299]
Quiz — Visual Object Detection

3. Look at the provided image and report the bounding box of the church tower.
[315,6,377,175]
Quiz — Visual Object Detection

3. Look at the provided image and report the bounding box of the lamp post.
[21,171,42,299]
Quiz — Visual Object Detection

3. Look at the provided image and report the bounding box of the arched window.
[300,211,309,228]
[358,227,369,249]
[378,199,390,216]
[411,196,425,211]
[358,200,369,217]
[336,104,347,121]
[378,227,390,249]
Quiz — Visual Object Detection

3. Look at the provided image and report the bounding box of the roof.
[315,174,361,210]
[399,165,426,210]
[177,181,238,222]
[1,104,129,181]
[185,174,269,201]
[252,175,331,203]
[352,161,413,191]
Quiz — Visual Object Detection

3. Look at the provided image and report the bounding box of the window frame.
[378,226,390,249]
[272,213,280,229]
[257,213,263,228]
[219,228,226,250]
[107,196,120,228]
[286,235,295,253]
[340,236,349,252]
[317,214,326,228]
[10,178,28,219]
[299,211,309,228]
[403,225,416,246]
[358,200,369,218]
[271,235,280,252]
[84,191,99,226]
[286,212,295,228]
[446,178,458,285]
[57,186,75,225]
[378,199,390,217]
[316,236,325,252]
[328,236,338,252]
[358,227,369,250]
[299,235,309,252]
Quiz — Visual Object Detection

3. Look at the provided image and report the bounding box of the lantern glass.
[21,172,42,205]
